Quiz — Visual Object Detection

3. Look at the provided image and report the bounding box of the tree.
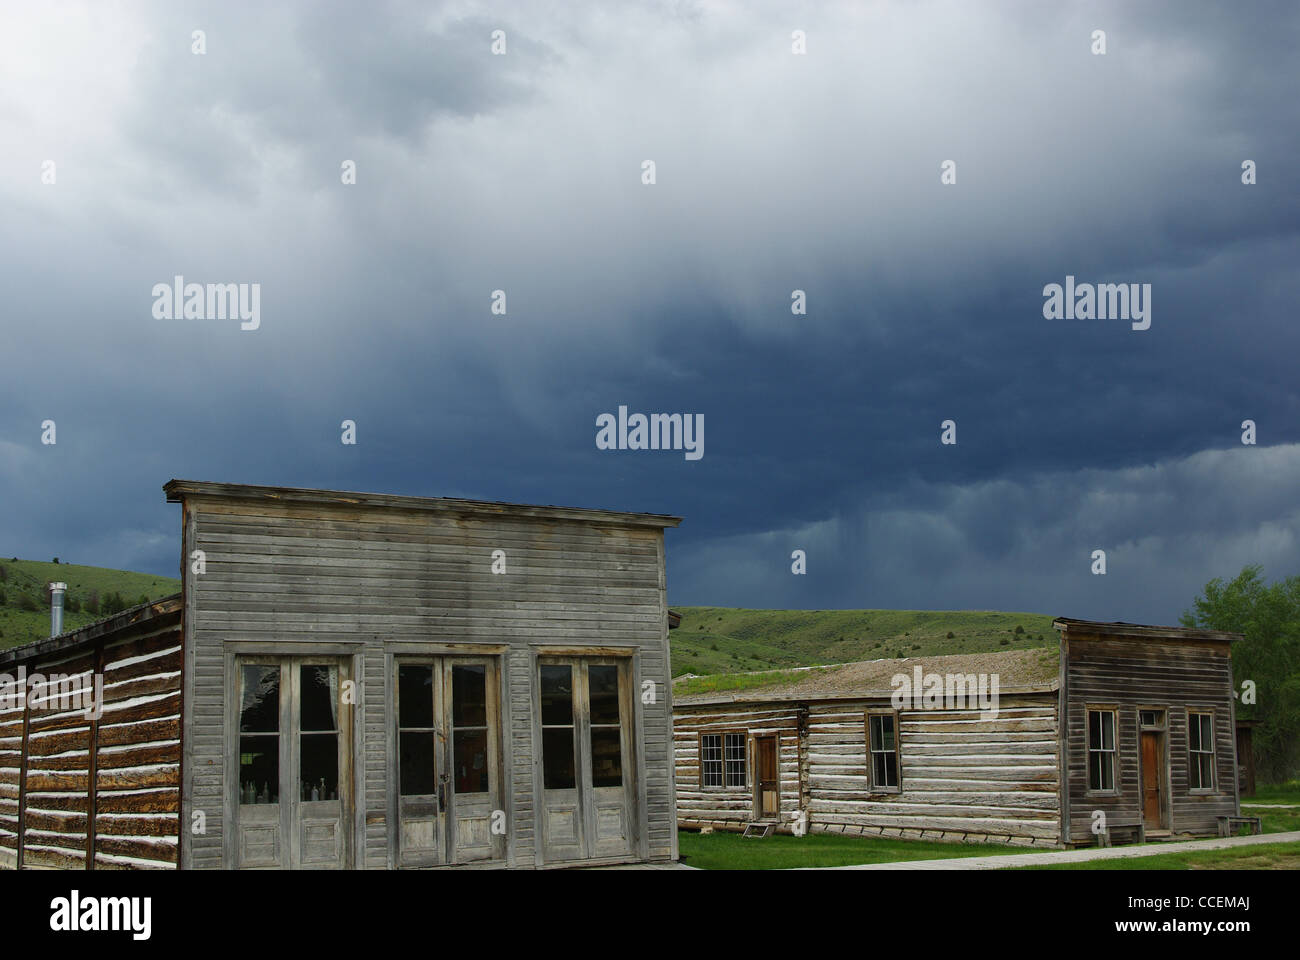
[86,590,100,615]
[1181,565,1300,783]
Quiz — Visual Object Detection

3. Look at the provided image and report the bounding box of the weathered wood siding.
[0,600,183,869]
[674,704,802,830]
[180,494,676,869]
[807,696,1060,845]
[1062,633,1238,843]
[675,693,1062,845]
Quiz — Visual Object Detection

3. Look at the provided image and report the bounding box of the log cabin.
[674,618,1243,847]
[1,479,681,869]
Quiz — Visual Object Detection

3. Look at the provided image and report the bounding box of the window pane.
[701,734,722,787]
[399,731,435,796]
[1189,714,1201,751]
[240,665,279,733]
[591,728,622,787]
[1200,754,1214,789]
[724,733,746,787]
[588,665,621,725]
[398,665,434,729]
[300,732,338,800]
[453,728,489,794]
[1088,710,1100,749]
[882,752,897,788]
[1101,753,1113,791]
[540,665,573,725]
[880,715,895,751]
[239,734,278,804]
[1200,715,1213,748]
[300,665,338,732]
[1101,712,1114,751]
[542,727,575,789]
[452,664,487,727]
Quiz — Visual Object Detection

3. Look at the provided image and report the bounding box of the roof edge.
[676,680,1060,708]
[164,479,682,528]
[1053,617,1242,643]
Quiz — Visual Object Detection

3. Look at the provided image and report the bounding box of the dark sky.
[2,1,1297,625]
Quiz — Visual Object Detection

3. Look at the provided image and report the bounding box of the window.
[451,664,489,794]
[238,664,280,805]
[397,664,437,796]
[1087,709,1117,791]
[540,664,576,790]
[587,664,623,788]
[1189,711,1215,791]
[700,732,746,788]
[868,713,899,790]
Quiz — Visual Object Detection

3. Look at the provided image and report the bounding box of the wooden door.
[236,658,351,869]
[539,657,635,862]
[1140,731,1163,828]
[395,658,502,866]
[754,735,779,819]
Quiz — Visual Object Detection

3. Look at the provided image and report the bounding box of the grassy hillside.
[670,606,1057,677]
[0,558,180,650]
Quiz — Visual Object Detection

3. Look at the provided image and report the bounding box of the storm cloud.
[1,0,1297,624]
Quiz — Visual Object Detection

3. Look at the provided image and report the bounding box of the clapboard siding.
[179,490,677,869]
[674,694,1061,845]
[808,698,1060,844]
[1062,632,1239,843]
[674,705,802,830]
[0,599,182,870]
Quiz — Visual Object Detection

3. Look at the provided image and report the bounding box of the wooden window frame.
[698,728,747,790]
[1085,705,1120,796]
[865,710,902,794]
[1187,707,1216,794]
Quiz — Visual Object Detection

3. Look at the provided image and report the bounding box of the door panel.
[395,657,503,866]
[539,657,636,862]
[540,663,585,860]
[1141,731,1163,828]
[755,736,779,819]
[235,657,351,870]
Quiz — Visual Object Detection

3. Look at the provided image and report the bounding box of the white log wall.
[675,693,1063,846]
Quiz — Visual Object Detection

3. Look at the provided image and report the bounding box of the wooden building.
[0,597,184,868]
[4,479,681,869]
[675,618,1243,847]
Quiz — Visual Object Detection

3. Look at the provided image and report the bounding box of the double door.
[395,657,503,866]
[539,657,636,862]
[235,656,351,869]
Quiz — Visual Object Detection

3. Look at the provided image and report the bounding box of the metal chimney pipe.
[49,582,67,637]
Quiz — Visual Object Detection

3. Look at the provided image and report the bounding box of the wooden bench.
[1097,818,1145,847]
[1217,815,1262,837]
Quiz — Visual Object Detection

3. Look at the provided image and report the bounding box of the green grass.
[0,558,180,649]
[669,606,1057,677]
[1018,840,1300,870]
[1247,780,1300,805]
[676,828,1044,870]
[1257,807,1300,833]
